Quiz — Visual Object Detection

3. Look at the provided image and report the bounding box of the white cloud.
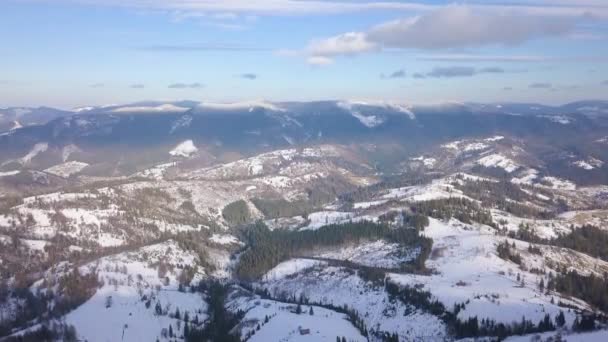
[307,56,334,66]
[308,32,377,57]
[367,5,577,49]
[297,3,586,64]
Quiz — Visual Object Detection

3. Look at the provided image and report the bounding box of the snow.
[317,240,420,268]
[485,136,504,142]
[44,161,89,177]
[261,261,448,340]
[505,329,608,342]
[135,162,176,180]
[57,241,208,341]
[573,158,603,170]
[19,142,48,164]
[169,114,193,134]
[350,111,383,128]
[0,170,20,177]
[541,176,576,191]
[410,156,437,168]
[300,211,355,230]
[62,144,81,162]
[169,140,198,157]
[338,100,415,119]
[381,177,472,203]
[463,142,489,152]
[540,115,572,124]
[263,259,326,282]
[353,199,388,209]
[226,290,366,342]
[337,101,384,128]
[21,239,47,251]
[477,154,519,173]
[209,234,240,245]
[198,100,285,112]
[10,120,22,130]
[390,218,581,326]
[511,168,538,185]
[111,103,189,113]
[442,140,462,150]
[491,209,571,239]
[66,286,206,342]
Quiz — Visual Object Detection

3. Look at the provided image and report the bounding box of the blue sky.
[1,0,607,108]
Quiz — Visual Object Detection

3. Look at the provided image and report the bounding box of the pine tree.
[309,306,314,315]
[555,311,566,328]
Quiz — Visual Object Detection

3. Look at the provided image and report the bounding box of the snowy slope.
[226,288,366,342]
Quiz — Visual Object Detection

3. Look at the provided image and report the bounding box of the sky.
[0,0,607,108]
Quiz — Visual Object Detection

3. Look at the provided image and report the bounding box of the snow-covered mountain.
[1,101,608,341]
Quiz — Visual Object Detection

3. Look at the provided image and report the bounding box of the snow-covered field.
[36,240,209,342]
[390,219,585,325]
[477,154,519,173]
[227,288,366,342]
[44,161,89,177]
[317,240,419,269]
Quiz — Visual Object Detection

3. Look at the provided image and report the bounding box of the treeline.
[496,240,522,265]
[2,321,77,342]
[0,268,99,338]
[251,198,311,219]
[185,281,243,342]
[251,180,349,219]
[378,211,429,230]
[548,270,608,314]
[551,225,608,262]
[242,284,371,339]
[385,281,562,339]
[456,178,554,218]
[235,221,432,281]
[339,173,436,204]
[409,198,496,228]
[510,224,608,263]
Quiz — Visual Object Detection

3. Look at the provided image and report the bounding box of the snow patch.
[19,142,48,164]
[45,161,89,178]
[573,158,603,170]
[477,154,519,173]
[112,104,189,113]
[169,140,198,157]
[198,100,285,112]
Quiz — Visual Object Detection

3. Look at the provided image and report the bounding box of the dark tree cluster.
[551,225,608,262]
[222,200,251,225]
[455,178,554,219]
[496,240,522,265]
[185,281,243,342]
[509,224,608,264]
[251,197,311,219]
[385,281,561,339]
[2,321,77,342]
[408,198,496,228]
[548,270,608,314]
[235,221,433,280]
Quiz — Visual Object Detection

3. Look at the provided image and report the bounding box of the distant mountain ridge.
[1,99,607,180]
